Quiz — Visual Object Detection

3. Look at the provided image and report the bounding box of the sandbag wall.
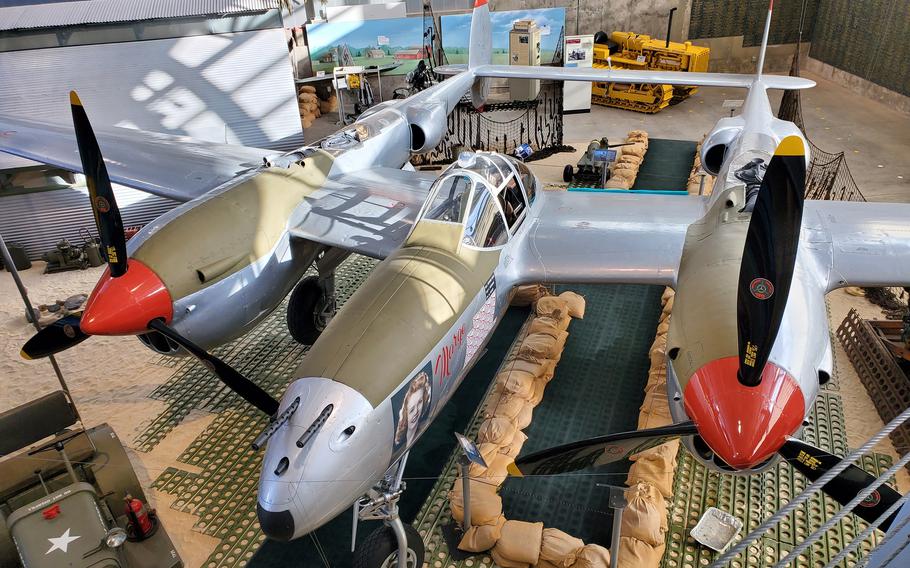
[686,139,715,196]
[616,287,678,567]
[296,84,338,129]
[448,286,613,568]
[610,130,649,189]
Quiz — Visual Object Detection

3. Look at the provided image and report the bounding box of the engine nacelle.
[406,102,447,154]
[700,120,743,175]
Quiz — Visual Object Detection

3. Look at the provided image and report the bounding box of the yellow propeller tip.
[20,350,33,360]
[506,462,524,477]
[775,135,805,157]
[69,91,82,106]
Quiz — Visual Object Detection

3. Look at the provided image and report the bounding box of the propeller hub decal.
[749,277,774,300]
[94,196,111,213]
[860,490,881,508]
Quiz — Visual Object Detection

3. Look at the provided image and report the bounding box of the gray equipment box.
[9,482,121,568]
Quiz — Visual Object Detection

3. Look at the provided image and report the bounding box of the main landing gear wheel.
[353,524,424,568]
[563,164,574,182]
[287,275,333,345]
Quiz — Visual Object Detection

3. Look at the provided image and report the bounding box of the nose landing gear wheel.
[354,524,424,568]
[287,276,333,345]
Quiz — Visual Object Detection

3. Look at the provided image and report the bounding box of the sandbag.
[649,334,667,359]
[539,528,585,566]
[613,162,638,172]
[512,284,549,306]
[298,85,316,94]
[448,478,502,526]
[617,154,643,165]
[559,291,586,319]
[485,392,527,421]
[574,543,612,568]
[496,369,536,399]
[502,357,555,381]
[621,482,667,546]
[616,536,662,568]
[656,320,670,336]
[468,443,505,476]
[622,144,645,158]
[662,295,674,313]
[661,287,675,303]
[493,520,544,565]
[611,175,634,189]
[475,452,513,486]
[519,332,565,360]
[458,514,505,552]
[627,442,678,498]
[477,416,518,446]
[490,548,530,568]
[500,430,527,458]
[528,317,564,339]
[557,314,573,331]
[528,378,547,406]
[536,296,569,319]
[514,402,534,429]
[537,561,561,568]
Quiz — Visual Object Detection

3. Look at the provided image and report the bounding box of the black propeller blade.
[20,314,89,359]
[508,422,698,477]
[779,438,900,531]
[736,135,806,386]
[70,91,128,278]
[147,319,279,416]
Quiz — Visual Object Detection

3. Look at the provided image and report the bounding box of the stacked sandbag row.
[617,287,678,567]
[686,140,715,196]
[611,130,649,189]
[297,85,339,129]
[449,289,612,568]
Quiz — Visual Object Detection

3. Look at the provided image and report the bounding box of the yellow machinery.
[592,31,710,113]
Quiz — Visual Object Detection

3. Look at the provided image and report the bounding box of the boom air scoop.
[736,135,806,387]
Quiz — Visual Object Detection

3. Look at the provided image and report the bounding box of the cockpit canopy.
[414,152,537,249]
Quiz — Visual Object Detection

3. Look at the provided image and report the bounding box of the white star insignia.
[46,528,80,554]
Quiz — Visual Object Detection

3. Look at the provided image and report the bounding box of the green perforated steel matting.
[566,138,696,192]
[661,338,897,568]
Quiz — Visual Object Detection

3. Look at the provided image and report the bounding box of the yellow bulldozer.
[592,30,709,113]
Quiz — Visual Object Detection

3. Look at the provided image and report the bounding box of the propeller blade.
[736,135,806,386]
[508,422,698,477]
[70,91,128,277]
[146,319,279,416]
[780,438,900,531]
[21,315,89,359]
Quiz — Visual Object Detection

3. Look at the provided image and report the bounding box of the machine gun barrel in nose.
[296,404,334,449]
[252,397,300,451]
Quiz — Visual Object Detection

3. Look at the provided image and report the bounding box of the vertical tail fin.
[468,0,491,70]
[756,0,774,78]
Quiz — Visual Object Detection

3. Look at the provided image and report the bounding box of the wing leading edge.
[0,115,272,202]
[515,191,708,288]
[803,200,910,291]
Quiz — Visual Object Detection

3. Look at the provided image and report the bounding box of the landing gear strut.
[287,248,349,345]
[352,453,424,568]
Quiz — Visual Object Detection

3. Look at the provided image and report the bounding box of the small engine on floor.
[42,238,89,273]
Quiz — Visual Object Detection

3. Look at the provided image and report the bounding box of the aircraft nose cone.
[257,503,295,542]
[683,356,805,470]
[81,259,173,335]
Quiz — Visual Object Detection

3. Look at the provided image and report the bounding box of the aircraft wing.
[0,115,271,202]
[287,167,437,260]
[804,200,910,290]
[515,191,708,287]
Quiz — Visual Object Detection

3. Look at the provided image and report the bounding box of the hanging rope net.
[777,46,867,203]
[413,27,573,166]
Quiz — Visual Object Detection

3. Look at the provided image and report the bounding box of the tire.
[286,276,328,345]
[353,524,424,568]
[562,164,574,182]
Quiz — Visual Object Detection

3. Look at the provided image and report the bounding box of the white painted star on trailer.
[46,528,80,554]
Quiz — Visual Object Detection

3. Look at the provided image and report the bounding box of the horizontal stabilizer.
[440,64,815,91]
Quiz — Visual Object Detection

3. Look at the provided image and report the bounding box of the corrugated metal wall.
[0,185,180,260]
[0,27,305,259]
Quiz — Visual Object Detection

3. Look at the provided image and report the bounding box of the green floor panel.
[631,139,697,191]
[499,284,664,545]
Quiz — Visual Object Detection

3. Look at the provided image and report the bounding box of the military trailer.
[0,391,182,568]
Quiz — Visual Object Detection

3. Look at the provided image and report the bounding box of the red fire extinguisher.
[124,494,154,540]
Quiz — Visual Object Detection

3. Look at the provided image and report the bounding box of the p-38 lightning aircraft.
[7,1,910,566]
